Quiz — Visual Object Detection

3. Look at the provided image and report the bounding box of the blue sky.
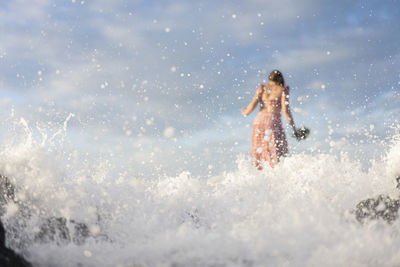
[0,0,399,177]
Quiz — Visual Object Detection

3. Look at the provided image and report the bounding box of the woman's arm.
[241,86,262,116]
[281,86,297,132]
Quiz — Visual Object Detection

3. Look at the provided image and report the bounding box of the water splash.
[0,115,400,266]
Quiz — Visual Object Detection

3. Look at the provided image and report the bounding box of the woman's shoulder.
[281,85,290,97]
[276,85,288,91]
[256,84,266,94]
[283,85,289,92]
[271,84,286,92]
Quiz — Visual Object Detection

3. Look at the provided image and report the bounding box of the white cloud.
[0,0,50,23]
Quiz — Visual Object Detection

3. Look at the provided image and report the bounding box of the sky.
[0,0,399,177]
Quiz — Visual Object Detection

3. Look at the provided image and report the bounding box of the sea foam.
[0,117,400,267]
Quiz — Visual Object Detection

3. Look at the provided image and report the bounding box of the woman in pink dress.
[241,70,297,169]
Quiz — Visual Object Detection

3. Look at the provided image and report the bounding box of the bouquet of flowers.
[293,127,310,141]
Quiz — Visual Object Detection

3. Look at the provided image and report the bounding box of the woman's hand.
[241,108,247,116]
[293,128,300,138]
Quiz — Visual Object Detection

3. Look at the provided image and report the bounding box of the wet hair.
[268,70,285,86]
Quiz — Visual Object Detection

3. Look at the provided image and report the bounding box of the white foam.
[0,116,400,266]
[386,131,400,178]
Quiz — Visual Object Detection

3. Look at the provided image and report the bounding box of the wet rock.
[34,217,95,246]
[0,175,16,210]
[354,194,400,224]
[34,217,71,246]
[185,209,201,228]
[0,219,32,267]
[1,174,108,247]
[70,220,90,245]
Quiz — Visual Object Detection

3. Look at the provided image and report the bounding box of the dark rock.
[185,209,201,228]
[1,174,109,248]
[70,220,90,245]
[0,219,32,267]
[34,217,100,246]
[354,194,400,224]
[35,217,71,246]
[0,175,16,212]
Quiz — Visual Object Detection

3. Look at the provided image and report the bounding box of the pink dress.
[251,86,288,168]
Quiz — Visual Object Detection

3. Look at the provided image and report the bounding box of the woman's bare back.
[259,84,284,113]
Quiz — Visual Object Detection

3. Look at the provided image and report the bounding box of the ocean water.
[0,115,400,267]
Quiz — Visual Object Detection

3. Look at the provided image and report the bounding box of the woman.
[241,70,297,169]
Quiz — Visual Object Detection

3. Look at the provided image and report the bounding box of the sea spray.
[0,115,400,266]
[386,130,400,179]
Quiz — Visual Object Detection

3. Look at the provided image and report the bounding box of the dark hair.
[268,70,285,86]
